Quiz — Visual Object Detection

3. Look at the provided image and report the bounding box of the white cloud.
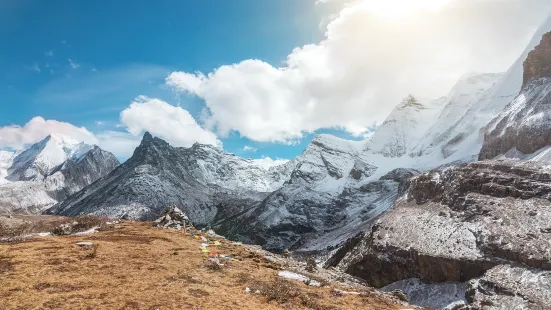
[252,156,289,170]
[0,117,98,150]
[167,0,551,143]
[243,145,257,152]
[120,96,221,147]
[30,63,41,73]
[95,131,141,160]
[68,59,80,69]
[45,50,53,57]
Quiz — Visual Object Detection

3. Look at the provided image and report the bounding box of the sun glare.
[362,0,452,18]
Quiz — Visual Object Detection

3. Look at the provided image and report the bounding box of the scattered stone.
[76,242,94,247]
[391,290,409,302]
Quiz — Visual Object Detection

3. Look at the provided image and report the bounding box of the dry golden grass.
[0,221,410,310]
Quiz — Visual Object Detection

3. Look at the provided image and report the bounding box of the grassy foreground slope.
[0,221,414,310]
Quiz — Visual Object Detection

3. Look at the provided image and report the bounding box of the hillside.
[0,220,414,310]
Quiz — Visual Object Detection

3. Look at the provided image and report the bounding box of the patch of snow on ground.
[278,271,322,287]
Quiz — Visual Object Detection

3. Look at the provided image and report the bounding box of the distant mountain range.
[5,13,551,310]
[0,134,119,214]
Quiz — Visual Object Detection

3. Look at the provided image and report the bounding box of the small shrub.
[0,255,15,274]
[235,272,252,284]
[50,225,70,236]
[165,270,201,284]
[83,244,99,260]
[188,288,210,298]
[0,221,34,239]
[205,260,224,271]
[72,216,108,233]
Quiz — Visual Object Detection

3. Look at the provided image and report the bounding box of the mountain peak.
[142,131,153,141]
[41,133,80,146]
[137,132,168,149]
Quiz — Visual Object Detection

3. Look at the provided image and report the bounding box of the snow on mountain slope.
[7,134,93,181]
[410,73,505,161]
[412,16,551,164]
[368,95,446,157]
[0,135,119,214]
[214,133,422,252]
[186,143,291,193]
[0,150,15,183]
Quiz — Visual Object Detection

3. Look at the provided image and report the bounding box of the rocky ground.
[0,218,418,310]
[331,159,551,309]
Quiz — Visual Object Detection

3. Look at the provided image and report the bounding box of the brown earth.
[0,221,413,310]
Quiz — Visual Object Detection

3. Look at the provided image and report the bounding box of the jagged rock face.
[47,146,120,202]
[480,77,551,160]
[48,133,292,224]
[0,136,119,214]
[332,160,551,309]
[523,32,551,89]
[480,31,551,160]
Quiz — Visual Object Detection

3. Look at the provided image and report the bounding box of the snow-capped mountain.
[410,18,551,165]
[0,135,119,214]
[410,72,505,161]
[7,134,94,181]
[368,95,446,157]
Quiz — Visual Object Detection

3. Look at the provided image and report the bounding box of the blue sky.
[0,0,360,161]
[1,0,549,162]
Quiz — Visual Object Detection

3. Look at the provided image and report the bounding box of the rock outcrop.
[480,31,551,160]
[332,160,551,309]
[523,32,551,89]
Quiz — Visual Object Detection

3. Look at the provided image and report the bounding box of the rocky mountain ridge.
[47,133,295,224]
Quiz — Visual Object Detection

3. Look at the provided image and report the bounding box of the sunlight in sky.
[361,0,453,18]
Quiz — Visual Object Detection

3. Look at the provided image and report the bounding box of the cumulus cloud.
[252,156,289,170]
[0,117,98,150]
[167,0,551,143]
[120,96,221,147]
[95,131,142,160]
